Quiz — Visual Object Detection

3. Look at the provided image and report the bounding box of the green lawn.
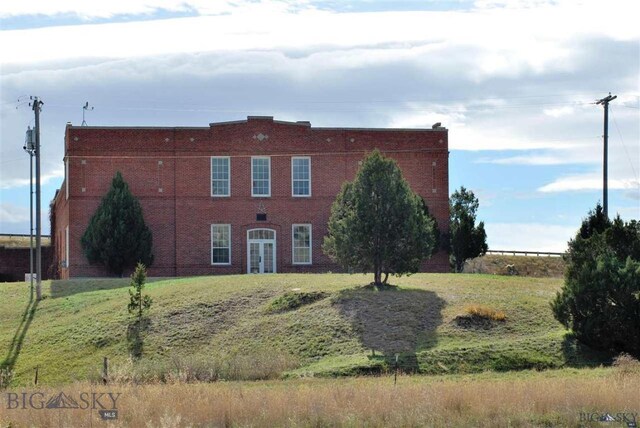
[0,273,610,386]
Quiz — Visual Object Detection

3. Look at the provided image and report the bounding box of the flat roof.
[67,117,447,131]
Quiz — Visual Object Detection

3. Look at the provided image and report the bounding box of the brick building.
[52,116,449,278]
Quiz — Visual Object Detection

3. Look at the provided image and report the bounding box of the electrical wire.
[609,106,639,187]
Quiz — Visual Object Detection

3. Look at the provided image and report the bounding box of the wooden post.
[394,354,399,386]
[102,357,108,385]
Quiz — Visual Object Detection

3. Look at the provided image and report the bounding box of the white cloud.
[0,203,29,223]
[0,166,64,190]
[0,0,302,20]
[1,0,638,71]
[485,222,577,252]
[543,106,575,118]
[478,155,581,165]
[538,174,640,193]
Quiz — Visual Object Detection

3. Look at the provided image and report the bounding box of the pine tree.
[552,205,640,357]
[81,172,154,276]
[449,186,488,272]
[323,150,436,286]
[128,262,152,318]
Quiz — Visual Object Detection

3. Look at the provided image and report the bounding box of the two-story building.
[52,116,449,278]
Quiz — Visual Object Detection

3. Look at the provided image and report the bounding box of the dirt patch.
[453,315,499,330]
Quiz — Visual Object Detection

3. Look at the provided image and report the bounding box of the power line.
[610,106,639,185]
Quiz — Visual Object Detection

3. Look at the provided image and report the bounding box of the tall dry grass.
[1,369,638,427]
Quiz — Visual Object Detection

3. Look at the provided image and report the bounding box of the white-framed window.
[292,224,312,265]
[291,156,311,197]
[252,157,271,197]
[65,159,69,200]
[65,225,69,267]
[211,156,230,197]
[211,224,231,265]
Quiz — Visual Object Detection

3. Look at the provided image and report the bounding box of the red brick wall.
[56,117,450,277]
[0,246,53,282]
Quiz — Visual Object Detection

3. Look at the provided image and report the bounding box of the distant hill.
[464,254,566,277]
[0,273,607,386]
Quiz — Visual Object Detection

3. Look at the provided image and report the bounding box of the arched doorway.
[247,228,276,273]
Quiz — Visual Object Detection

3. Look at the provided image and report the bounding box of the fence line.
[486,250,565,257]
[0,233,51,239]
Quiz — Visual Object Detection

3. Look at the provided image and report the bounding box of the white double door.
[247,229,276,274]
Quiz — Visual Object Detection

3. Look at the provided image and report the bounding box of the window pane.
[212,248,229,264]
[294,247,310,264]
[292,158,310,196]
[212,224,230,264]
[211,158,230,196]
[292,225,311,264]
[252,158,270,195]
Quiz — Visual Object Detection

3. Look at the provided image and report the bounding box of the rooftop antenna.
[82,101,94,126]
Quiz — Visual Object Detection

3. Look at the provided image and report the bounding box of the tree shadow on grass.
[127,317,151,360]
[334,284,445,373]
[50,278,164,299]
[561,332,615,368]
[1,290,39,377]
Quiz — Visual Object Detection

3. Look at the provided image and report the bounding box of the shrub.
[465,304,507,321]
[612,353,640,376]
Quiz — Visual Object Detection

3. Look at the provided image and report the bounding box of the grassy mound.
[0,273,609,386]
[266,290,329,313]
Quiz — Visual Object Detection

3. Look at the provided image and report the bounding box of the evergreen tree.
[128,262,152,318]
[323,150,437,286]
[81,172,154,276]
[449,186,488,272]
[552,204,640,357]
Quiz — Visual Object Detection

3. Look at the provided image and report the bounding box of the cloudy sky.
[1,0,638,252]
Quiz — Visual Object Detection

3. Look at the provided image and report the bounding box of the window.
[65,159,69,200]
[292,224,312,264]
[65,226,69,267]
[211,224,231,265]
[291,157,311,197]
[252,157,271,196]
[211,157,230,197]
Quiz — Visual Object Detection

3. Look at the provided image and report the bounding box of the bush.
[465,304,507,321]
[552,205,640,358]
[612,353,640,377]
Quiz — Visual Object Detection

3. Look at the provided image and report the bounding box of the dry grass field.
[1,368,638,427]
[0,235,50,248]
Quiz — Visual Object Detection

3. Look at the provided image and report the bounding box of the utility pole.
[596,93,617,219]
[23,127,36,299]
[31,97,44,301]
